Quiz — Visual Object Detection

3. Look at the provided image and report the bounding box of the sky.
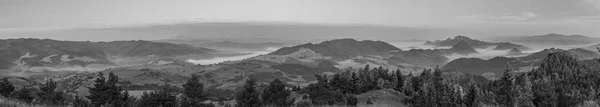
[0,0,599,39]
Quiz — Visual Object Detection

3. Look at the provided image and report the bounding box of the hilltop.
[449,41,478,55]
[425,35,531,50]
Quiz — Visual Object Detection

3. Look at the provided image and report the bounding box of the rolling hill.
[442,48,600,79]
[425,36,531,51]
[0,38,220,72]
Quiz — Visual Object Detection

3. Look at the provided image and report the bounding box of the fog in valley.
[2,0,600,107]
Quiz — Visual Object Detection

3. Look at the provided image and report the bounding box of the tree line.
[234,51,600,107]
[2,51,600,107]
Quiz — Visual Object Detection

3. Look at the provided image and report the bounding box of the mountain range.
[3,36,600,100]
[425,36,531,50]
[492,33,600,46]
[442,48,600,79]
[0,38,233,72]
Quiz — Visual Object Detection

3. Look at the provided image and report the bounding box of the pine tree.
[183,74,205,100]
[181,74,213,107]
[0,78,14,97]
[87,72,108,106]
[513,76,534,107]
[393,70,404,91]
[531,79,558,107]
[235,77,261,107]
[261,78,292,107]
[87,72,127,107]
[350,71,359,93]
[403,75,415,96]
[497,67,515,106]
[464,80,482,107]
[36,79,64,105]
[120,91,135,107]
[137,83,178,107]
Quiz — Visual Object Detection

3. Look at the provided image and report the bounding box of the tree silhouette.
[235,77,261,107]
[0,78,14,97]
[36,79,64,105]
[261,78,293,107]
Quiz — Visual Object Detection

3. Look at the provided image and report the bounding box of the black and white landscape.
[1,0,600,107]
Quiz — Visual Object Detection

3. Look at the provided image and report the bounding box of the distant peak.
[509,48,522,53]
[455,40,469,45]
[454,35,473,40]
[451,41,474,49]
[321,38,359,43]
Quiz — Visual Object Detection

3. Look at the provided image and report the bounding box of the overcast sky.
[1,0,599,39]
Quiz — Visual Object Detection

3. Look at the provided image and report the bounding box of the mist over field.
[186,47,278,65]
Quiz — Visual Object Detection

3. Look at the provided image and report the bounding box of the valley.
[3,33,600,102]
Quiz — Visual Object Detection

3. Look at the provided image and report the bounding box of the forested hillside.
[2,50,599,107]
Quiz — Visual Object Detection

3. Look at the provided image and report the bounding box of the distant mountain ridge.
[157,39,295,52]
[256,38,490,71]
[449,41,478,55]
[269,38,400,59]
[425,36,494,48]
[494,33,600,46]
[0,38,218,71]
[442,48,600,79]
[425,36,530,50]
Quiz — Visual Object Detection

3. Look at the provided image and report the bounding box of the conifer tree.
[87,72,128,107]
[497,67,515,106]
[137,83,178,107]
[181,74,213,107]
[261,78,292,107]
[235,77,261,107]
[393,70,404,91]
[0,78,14,97]
[36,79,64,105]
[464,80,482,107]
[183,74,205,100]
[514,76,535,107]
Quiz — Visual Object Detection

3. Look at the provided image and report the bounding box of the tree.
[393,70,404,91]
[496,67,515,106]
[464,80,482,107]
[261,78,293,107]
[181,74,213,107]
[120,91,136,107]
[36,79,65,105]
[0,78,15,97]
[330,73,353,94]
[513,76,534,107]
[88,72,108,106]
[73,96,90,107]
[235,77,261,107]
[183,74,205,100]
[10,88,33,103]
[87,72,128,107]
[137,83,178,107]
[344,94,358,106]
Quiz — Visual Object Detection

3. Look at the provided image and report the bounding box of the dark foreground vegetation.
[2,51,600,107]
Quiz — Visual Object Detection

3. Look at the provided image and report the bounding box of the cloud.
[457,12,539,24]
[582,0,600,11]
[561,15,600,25]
